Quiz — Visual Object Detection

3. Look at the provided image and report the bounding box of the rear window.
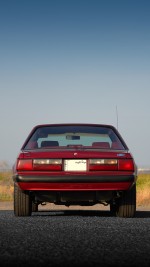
[24,125,125,150]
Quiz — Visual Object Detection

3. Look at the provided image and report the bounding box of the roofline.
[32,123,116,129]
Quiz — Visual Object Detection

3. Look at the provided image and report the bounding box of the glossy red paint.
[18,182,132,191]
[12,123,138,217]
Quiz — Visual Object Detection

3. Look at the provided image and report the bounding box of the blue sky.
[0,0,150,167]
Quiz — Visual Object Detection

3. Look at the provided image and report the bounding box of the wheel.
[32,202,38,212]
[14,183,32,216]
[116,184,136,218]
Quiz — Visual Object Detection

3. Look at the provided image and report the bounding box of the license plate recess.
[64,159,87,171]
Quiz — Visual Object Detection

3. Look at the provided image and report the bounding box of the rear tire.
[116,184,136,218]
[14,183,32,216]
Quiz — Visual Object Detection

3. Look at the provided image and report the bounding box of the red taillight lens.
[17,159,33,171]
[33,159,62,171]
[89,158,134,171]
[89,159,118,171]
[17,159,62,171]
[118,159,134,171]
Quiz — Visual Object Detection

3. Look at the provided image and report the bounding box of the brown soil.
[0,201,150,211]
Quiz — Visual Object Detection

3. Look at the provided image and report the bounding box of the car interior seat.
[92,142,110,149]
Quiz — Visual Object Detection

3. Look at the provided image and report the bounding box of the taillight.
[17,159,62,171]
[33,159,62,171]
[89,158,134,171]
[89,159,118,171]
[118,159,134,171]
[17,159,33,171]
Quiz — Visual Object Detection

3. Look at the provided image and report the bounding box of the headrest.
[92,142,110,149]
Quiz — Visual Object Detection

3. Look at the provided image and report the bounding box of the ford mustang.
[12,123,137,217]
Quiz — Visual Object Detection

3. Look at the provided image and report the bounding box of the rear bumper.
[13,174,136,191]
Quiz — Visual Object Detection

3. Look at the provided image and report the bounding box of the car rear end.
[12,123,137,217]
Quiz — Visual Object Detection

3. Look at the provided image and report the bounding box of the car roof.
[32,123,116,129]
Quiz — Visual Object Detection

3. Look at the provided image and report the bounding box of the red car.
[12,123,137,217]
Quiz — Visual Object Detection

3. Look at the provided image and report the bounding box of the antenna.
[116,105,118,130]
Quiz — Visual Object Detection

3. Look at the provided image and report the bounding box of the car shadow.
[33,208,150,218]
[135,210,150,218]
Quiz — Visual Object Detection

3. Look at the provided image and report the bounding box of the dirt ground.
[0,201,150,211]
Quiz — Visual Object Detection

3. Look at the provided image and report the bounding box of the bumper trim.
[13,174,135,183]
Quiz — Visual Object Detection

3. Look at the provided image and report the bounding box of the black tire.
[14,183,32,216]
[116,184,136,218]
[32,202,38,212]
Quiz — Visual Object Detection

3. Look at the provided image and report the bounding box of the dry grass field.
[0,171,150,206]
[136,173,150,206]
[0,171,14,201]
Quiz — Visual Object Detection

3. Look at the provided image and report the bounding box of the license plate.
[64,159,87,171]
